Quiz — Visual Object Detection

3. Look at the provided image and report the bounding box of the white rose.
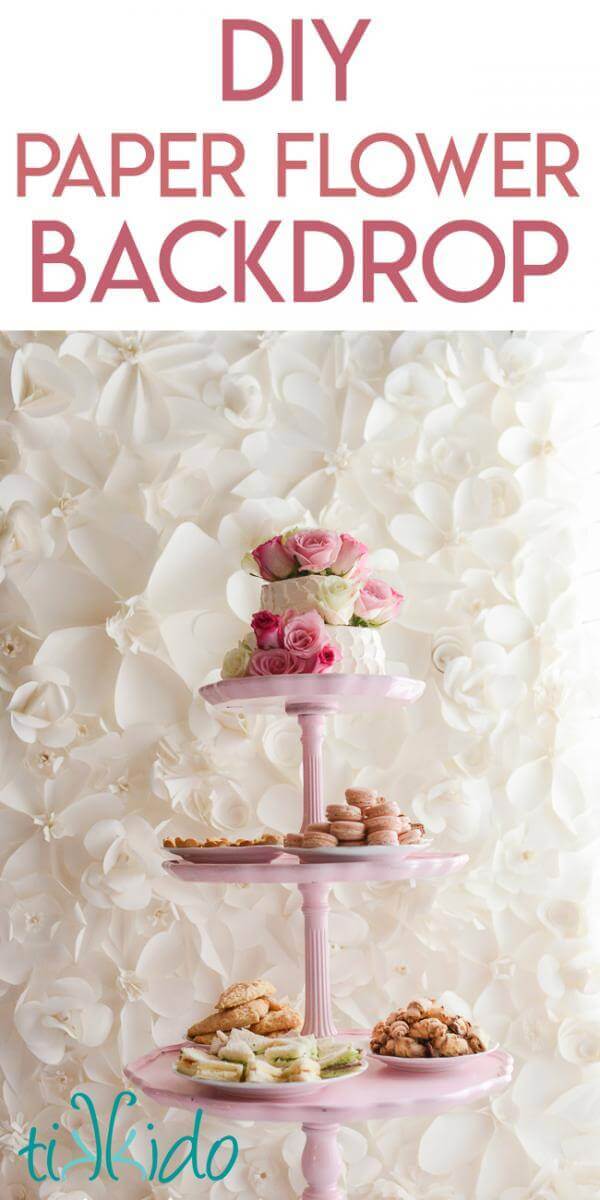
[8,666,77,747]
[440,641,526,734]
[222,639,253,678]
[315,576,360,625]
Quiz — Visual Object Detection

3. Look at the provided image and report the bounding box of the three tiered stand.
[125,675,512,1199]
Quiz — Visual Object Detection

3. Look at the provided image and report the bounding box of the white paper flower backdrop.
[0,329,599,1200]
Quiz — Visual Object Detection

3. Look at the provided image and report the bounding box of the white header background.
[0,0,598,329]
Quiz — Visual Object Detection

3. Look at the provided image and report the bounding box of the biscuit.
[187,997,269,1037]
[326,804,362,822]
[329,820,366,842]
[305,822,331,833]
[216,979,276,1011]
[250,1006,302,1035]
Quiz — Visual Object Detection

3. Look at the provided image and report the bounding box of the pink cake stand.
[125,1044,513,1199]
[126,676,512,1199]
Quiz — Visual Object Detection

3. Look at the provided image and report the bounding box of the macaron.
[397,828,423,844]
[345,788,378,808]
[305,822,332,833]
[363,800,400,820]
[367,830,398,846]
[303,832,338,848]
[329,821,366,842]
[326,804,362,822]
[365,815,409,833]
[284,833,304,847]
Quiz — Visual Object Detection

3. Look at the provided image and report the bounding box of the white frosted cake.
[262,577,386,675]
[221,528,403,680]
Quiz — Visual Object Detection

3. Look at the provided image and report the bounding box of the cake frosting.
[324,626,386,675]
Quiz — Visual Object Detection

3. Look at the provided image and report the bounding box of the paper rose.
[8,666,77,747]
[353,578,404,625]
[15,975,113,1063]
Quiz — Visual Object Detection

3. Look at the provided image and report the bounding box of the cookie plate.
[165,845,286,864]
[368,1046,499,1073]
[293,841,431,863]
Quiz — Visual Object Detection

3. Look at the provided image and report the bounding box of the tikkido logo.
[18,1090,238,1185]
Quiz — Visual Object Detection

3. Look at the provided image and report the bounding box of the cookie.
[305,822,331,833]
[326,804,362,822]
[284,833,304,848]
[365,815,409,833]
[397,828,423,844]
[363,800,400,820]
[216,979,276,1011]
[188,997,269,1037]
[303,832,338,848]
[250,1006,302,1035]
[367,830,398,845]
[345,787,378,808]
[329,820,366,842]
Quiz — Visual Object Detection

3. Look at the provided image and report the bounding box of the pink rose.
[251,610,283,649]
[281,609,327,659]
[248,648,304,676]
[330,533,369,577]
[311,641,342,674]
[252,536,295,581]
[286,529,342,573]
[354,578,404,625]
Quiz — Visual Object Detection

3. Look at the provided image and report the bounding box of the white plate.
[175,1058,367,1097]
[368,1046,498,1073]
[294,841,431,863]
[165,845,286,864]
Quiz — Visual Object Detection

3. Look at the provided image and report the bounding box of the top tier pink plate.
[199,674,425,714]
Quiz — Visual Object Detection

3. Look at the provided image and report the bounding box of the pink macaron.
[365,815,409,834]
[326,804,362,822]
[329,820,366,843]
[363,800,400,820]
[367,830,398,846]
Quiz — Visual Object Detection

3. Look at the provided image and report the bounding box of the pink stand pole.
[299,881,336,1038]
[301,1123,344,1200]
[295,707,328,829]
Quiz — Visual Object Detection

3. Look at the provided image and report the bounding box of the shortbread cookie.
[250,1006,302,1035]
[188,997,269,1037]
[303,832,338,848]
[216,980,276,1011]
[367,830,398,845]
[326,804,362,822]
[363,800,400,820]
[329,821,366,842]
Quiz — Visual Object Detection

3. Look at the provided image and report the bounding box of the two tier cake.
[221,528,403,678]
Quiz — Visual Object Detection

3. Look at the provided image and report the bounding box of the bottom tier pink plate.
[125,1043,513,1123]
